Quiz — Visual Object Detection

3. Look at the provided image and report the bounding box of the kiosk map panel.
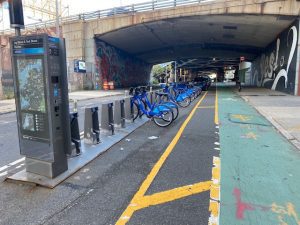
[13,37,49,141]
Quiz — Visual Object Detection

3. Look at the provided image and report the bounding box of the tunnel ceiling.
[95,15,296,70]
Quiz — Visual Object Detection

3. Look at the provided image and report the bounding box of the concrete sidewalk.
[236,87,300,150]
[0,90,125,115]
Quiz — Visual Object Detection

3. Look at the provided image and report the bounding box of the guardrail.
[1,0,204,34]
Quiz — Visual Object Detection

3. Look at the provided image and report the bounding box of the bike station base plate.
[6,118,149,188]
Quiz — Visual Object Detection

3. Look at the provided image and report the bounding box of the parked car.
[193,76,211,91]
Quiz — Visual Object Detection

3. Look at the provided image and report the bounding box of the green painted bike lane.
[218,88,300,225]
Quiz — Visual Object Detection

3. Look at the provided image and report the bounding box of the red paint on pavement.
[233,188,255,219]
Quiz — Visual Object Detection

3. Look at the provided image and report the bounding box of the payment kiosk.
[11,34,71,178]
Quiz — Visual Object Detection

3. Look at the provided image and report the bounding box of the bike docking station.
[6,34,149,188]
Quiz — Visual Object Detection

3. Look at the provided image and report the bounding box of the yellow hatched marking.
[116,92,208,225]
[209,155,221,225]
[209,200,219,218]
[132,181,211,210]
[212,167,220,182]
[210,184,220,201]
[210,88,220,225]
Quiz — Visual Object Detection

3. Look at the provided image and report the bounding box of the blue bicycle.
[139,86,179,121]
[161,84,192,108]
[129,87,174,127]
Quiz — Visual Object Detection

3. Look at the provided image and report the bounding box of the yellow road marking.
[209,87,221,225]
[132,181,211,210]
[209,156,221,225]
[232,114,252,122]
[244,132,258,140]
[215,89,219,125]
[209,200,219,219]
[116,92,208,225]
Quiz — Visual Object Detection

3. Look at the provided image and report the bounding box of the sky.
[0,0,150,30]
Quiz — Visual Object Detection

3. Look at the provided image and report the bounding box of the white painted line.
[214,142,220,146]
[9,158,25,166]
[0,171,8,177]
[0,120,17,124]
[0,157,25,173]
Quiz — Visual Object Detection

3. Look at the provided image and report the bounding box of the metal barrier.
[114,100,122,128]
[114,99,126,128]
[124,97,133,122]
[70,112,81,155]
[120,99,126,128]
[84,107,100,144]
[101,102,115,135]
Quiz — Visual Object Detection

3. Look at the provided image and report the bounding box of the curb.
[0,109,15,115]
[241,95,300,152]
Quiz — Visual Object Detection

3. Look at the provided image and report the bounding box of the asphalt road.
[0,88,218,225]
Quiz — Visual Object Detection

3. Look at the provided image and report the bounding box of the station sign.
[74,60,86,73]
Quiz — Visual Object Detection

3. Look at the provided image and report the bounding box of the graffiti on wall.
[95,39,151,88]
[252,21,298,94]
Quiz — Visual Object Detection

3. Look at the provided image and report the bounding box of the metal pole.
[56,0,60,37]
[15,27,21,36]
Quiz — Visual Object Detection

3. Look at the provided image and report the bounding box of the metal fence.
[1,0,206,34]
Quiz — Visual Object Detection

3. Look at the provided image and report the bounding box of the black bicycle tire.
[177,96,191,108]
[153,105,174,127]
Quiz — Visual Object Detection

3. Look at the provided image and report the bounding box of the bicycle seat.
[129,87,134,96]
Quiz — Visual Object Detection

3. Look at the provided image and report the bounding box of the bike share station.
[6,34,148,188]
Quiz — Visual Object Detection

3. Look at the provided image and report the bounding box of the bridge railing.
[1,0,206,34]
[73,0,204,21]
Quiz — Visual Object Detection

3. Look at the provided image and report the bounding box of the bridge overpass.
[0,0,300,96]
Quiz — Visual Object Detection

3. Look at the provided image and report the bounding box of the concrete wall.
[251,20,299,95]
[95,39,151,88]
[0,36,13,99]
[0,27,57,99]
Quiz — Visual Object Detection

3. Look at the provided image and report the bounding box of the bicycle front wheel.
[153,105,174,127]
[177,96,191,108]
